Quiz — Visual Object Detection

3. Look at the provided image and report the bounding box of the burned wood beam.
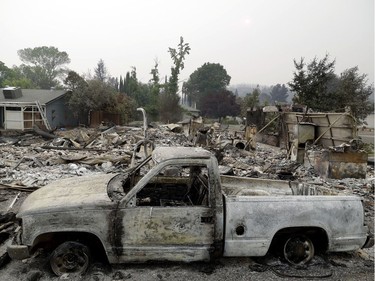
[0,222,14,232]
[83,132,101,148]
[13,156,43,170]
[7,192,20,212]
[256,114,281,135]
[0,212,16,224]
[0,184,38,192]
[0,241,10,269]
[33,125,56,140]
[12,157,25,170]
[41,145,106,152]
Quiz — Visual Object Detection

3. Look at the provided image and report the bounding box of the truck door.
[117,164,215,262]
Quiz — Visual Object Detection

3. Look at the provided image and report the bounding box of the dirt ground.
[0,125,374,280]
[1,249,374,281]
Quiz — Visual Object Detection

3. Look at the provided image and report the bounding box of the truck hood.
[18,173,117,216]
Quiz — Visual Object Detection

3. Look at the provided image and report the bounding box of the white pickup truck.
[7,147,373,276]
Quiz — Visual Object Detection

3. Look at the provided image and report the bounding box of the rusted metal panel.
[284,112,357,148]
[305,150,367,179]
[328,151,368,163]
[295,123,315,143]
[289,123,316,162]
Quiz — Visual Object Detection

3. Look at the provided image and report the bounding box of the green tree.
[241,88,260,116]
[289,55,335,111]
[112,93,138,124]
[0,62,35,88]
[64,71,89,122]
[84,80,117,112]
[259,93,271,106]
[150,59,160,87]
[270,84,289,104]
[335,67,374,120]
[64,71,88,91]
[0,61,12,87]
[159,37,190,123]
[17,46,70,89]
[158,90,182,123]
[2,76,35,89]
[65,72,117,123]
[124,67,138,97]
[119,75,124,93]
[94,59,108,82]
[165,36,191,96]
[183,62,231,110]
[122,67,150,109]
[289,55,374,120]
[200,89,240,120]
[107,76,119,91]
[116,65,161,121]
[146,60,161,121]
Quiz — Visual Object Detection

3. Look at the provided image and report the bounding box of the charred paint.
[108,202,124,257]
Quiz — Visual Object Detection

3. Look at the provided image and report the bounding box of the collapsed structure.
[245,107,368,179]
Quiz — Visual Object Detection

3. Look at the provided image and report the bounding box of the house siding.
[46,96,79,129]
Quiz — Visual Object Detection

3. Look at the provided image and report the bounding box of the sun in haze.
[243,18,252,28]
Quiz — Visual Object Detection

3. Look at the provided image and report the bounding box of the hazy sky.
[1,0,374,87]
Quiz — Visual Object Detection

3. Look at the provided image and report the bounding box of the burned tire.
[283,235,315,266]
[50,241,91,276]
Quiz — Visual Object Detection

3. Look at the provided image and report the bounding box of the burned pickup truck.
[7,147,373,276]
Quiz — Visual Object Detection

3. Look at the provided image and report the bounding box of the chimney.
[3,87,23,99]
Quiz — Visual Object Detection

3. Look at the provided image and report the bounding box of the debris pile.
[0,123,373,268]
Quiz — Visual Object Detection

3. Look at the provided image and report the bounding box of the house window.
[23,106,43,129]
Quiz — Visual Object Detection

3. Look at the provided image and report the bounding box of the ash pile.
[0,120,373,267]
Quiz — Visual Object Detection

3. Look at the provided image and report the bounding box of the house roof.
[0,88,70,105]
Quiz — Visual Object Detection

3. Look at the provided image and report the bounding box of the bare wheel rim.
[283,235,315,266]
[50,242,90,276]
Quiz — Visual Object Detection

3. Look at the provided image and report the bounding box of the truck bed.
[220,175,368,258]
[220,175,338,196]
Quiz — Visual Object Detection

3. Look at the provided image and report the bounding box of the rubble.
[0,122,373,274]
[305,149,368,179]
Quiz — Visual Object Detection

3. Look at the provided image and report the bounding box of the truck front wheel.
[50,241,91,276]
[283,235,315,266]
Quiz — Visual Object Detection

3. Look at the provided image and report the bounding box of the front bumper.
[7,230,30,260]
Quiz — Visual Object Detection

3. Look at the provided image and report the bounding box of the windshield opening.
[107,155,154,201]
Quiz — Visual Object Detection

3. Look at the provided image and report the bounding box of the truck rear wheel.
[50,241,91,276]
[283,235,315,266]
